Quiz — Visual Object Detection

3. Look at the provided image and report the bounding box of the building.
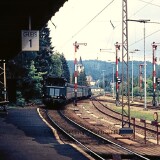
[77,56,84,73]
[86,75,96,86]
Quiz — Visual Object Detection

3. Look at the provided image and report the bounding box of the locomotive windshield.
[44,76,67,86]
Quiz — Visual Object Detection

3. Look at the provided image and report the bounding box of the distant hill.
[67,60,160,81]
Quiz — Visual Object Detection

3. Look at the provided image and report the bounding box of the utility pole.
[139,64,144,100]
[112,63,115,99]
[120,0,133,134]
[99,49,115,98]
[130,49,140,103]
[73,41,87,106]
[0,59,8,111]
[127,19,150,110]
[102,70,106,96]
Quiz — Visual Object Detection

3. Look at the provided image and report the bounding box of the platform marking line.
[37,108,95,159]
[37,108,63,144]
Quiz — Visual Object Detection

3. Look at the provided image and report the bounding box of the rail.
[46,109,150,160]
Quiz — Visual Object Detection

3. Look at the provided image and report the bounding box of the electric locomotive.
[42,76,91,108]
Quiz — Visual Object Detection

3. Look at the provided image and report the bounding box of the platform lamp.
[129,49,140,103]
[107,60,115,99]
[100,49,115,99]
[127,19,150,110]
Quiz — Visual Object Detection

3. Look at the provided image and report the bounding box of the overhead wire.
[71,0,115,38]
[102,0,154,49]
[130,0,154,18]
[58,0,115,49]
[56,0,160,53]
[112,0,154,29]
[129,28,160,47]
[137,0,160,8]
[128,0,160,47]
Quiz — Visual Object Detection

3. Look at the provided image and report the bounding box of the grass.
[108,104,160,122]
[100,95,160,122]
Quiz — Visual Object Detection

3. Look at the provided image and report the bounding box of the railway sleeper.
[109,134,140,145]
[117,138,140,146]
[146,136,155,139]
[109,134,125,139]
[81,117,90,119]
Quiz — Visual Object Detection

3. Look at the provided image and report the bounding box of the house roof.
[79,56,83,65]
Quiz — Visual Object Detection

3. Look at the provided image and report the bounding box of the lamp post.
[107,60,115,99]
[102,70,106,96]
[130,49,140,103]
[112,63,115,99]
[127,19,150,110]
[99,49,115,97]
[139,64,144,100]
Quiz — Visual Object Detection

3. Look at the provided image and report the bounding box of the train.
[42,76,92,108]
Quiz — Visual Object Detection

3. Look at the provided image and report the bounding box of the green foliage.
[133,86,139,96]
[68,60,154,81]
[113,106,160,122]
[50,52,63,77]
[68,59,158,95]
[22,61,43,101]
[78,70,87,86]
[60,53,70,82]
[147,78,153,92]
[7,24,70,103]
[35,24,53,73]
[16,91,25,106]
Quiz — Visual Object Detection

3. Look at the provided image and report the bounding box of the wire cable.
[129,29,160,47]
[130,0,154,18]
[58,0,115,49]
[137,0,160,8]
[71,0,115,38]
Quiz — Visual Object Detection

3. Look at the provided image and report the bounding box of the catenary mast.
[119,0,133,134]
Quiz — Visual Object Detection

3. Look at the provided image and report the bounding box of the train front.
[42,76,67,108]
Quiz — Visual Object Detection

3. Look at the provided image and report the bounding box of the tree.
[6,24,75,103]
[50,52,63,77]
[35,24,53,74]
[78,70,87,86]
[133,86,140,96]
[22,61,43,101]
[60,53,70,82]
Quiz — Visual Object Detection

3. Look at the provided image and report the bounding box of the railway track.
[101,94,157,109]
[42,108,150,160]
[92,98,160,144]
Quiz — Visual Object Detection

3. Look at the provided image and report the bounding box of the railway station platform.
[0,107,89,160]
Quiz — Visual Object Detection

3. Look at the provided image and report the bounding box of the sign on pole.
[21,30,39,51]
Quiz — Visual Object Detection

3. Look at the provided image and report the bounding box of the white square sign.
[21,30,39,51]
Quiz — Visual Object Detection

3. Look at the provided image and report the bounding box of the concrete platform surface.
[0,107,89,160]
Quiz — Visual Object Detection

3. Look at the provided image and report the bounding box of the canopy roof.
[0,0,67,61]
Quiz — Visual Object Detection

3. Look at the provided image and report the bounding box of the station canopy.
[0,0,68,61]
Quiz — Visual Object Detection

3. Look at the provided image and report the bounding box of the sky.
[48,0,160,63]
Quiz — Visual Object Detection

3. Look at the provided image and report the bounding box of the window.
[50,88,54,96]
[55,89,60,96]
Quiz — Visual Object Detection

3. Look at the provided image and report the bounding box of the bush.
[16,98,25,107]
[16,91,25,106]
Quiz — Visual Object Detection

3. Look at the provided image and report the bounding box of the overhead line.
[137,0,160,8]
[129,29,160,47]
[130,0,154,18]
[59,0,115,49]
[71,0,115,38]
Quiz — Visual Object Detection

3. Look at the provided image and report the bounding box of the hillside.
[67,60,160,81]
